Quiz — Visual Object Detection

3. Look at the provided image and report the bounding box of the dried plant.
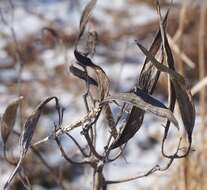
[0,1,196,190]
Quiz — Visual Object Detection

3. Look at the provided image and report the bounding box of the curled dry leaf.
[74,50,110,101]
[74,49,96,67]
[21,97,60,153]
[70,65,98,86]
[4,97,61,190]
[1,96,23,145]
[103,92,179,129]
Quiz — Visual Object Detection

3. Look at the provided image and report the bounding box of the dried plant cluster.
[0,1,196,190]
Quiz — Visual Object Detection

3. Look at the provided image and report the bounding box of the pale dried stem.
[32,105,101,147]
[175,0,187,75]
[191,77,207,96]
[198,1,207,133]
[173,0,188,43]
[173,4,188,189]
[167,34,195,68]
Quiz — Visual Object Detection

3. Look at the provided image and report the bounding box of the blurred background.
[0,0,206,190]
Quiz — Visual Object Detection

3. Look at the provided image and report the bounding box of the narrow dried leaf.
[78,0,97,41]
[172,81,195,142]
[1,96,23,145]
[103,92,179,128]
[70,65,98,86]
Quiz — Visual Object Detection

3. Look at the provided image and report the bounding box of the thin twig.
[65,132,89,157]
[106,138,181,184]
[55,136,91,165]
[167,34,195,68]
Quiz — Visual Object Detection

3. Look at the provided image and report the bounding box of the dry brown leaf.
[111,107,144,149]
[1,96,23,145]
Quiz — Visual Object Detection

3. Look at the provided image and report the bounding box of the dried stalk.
[198,1,207,133]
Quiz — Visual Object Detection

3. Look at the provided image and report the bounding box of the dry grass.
[160,138,207,190]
